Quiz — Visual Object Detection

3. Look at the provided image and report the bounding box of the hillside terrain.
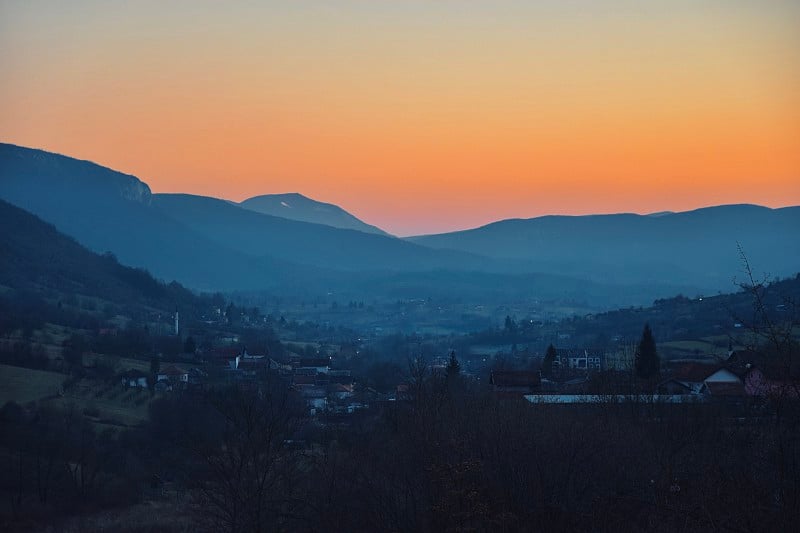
[409,205,800,291]
[0,199,197,309]
[153,193,494,272]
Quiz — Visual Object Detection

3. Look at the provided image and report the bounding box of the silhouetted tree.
[503,315,517,335]
[446,350,461,379]
[634,323,659,379]
[183,336,196,354]
[542,344,557,378]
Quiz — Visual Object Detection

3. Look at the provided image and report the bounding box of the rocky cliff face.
[0,143,153,206]
[116,174,152,204]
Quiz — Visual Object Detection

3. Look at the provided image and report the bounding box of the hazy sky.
[2,1,798,235]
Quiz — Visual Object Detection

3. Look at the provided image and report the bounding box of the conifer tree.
[542,344,557,378]
[446,350,461,378]
[635,323,660,379]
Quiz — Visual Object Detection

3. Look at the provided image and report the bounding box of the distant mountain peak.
[240,192,391,236]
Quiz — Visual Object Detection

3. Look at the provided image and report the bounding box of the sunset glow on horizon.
[1,1,798,236]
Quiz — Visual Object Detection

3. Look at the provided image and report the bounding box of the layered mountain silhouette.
[408,206,800,289]
[0,144,509,293]
[1,142,797,305]
[0,143,327,292]
[240,193,389,236]
[0,197,671,309]
[152,193,493,272]
[0,198,197,308]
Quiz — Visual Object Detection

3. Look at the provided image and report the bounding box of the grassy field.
[47,378,156,426]
[116,357,151,372]
[0,362,155,426]
[0,363,66,404]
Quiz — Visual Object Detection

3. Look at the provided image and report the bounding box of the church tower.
[174,306,179,336]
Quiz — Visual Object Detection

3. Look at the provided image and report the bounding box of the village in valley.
[94,272,800,428]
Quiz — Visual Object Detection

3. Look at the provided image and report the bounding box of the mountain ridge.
[407,203,800,289]
[240,192,390,236]
[3,142,797,301]
[153,193,500,273]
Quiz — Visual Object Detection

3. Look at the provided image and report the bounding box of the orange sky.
[1,1,798,235]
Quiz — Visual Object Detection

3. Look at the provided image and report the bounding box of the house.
[585,350,605,370]
[328,369,354,385]
[157,365,189,384]
[659,362,744,395]
[563,349,605,370]
[489,370,541,394]
[329,383,354,400]
[551,348,604,372]
[661,362,720,394]
[238,353,267,373]
[551,348,575,372]
[269,358,293,373]
[657,378,694,395]
[121,369,148,388]
[210,346,244,369]
[300,387,327,414]
[296,356,331,374]
[700,381,746,397]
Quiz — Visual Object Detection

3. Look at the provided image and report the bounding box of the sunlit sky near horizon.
[1,1,799,236]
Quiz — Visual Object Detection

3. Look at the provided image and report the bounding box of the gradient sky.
[1,1,798,236]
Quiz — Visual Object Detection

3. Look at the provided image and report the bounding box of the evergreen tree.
[542,344,557,378]
[446,350,461,378]
[504,315,517,335]
[634,323,660,379]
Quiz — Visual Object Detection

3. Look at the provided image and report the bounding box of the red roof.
[670,363,720,383]
[703,381,746,396]
[160,365,187,377]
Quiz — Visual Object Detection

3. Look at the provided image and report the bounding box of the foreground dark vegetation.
[1,370,799,532]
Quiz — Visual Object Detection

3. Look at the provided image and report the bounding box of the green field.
[0,363,66,404]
